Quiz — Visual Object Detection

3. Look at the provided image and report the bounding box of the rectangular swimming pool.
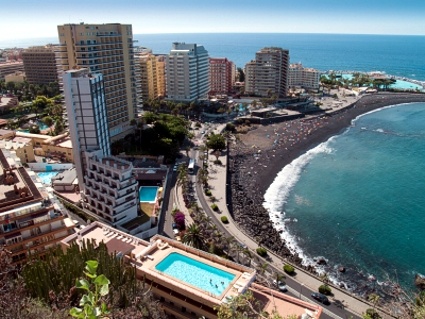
[36,171,59,185]
[155,252,235,296]
[139,186,159,202]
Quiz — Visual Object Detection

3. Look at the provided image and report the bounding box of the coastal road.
[191,124,363,319]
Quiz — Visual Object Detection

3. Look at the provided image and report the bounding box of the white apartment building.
[82,150,138,227]
[289,63,321,90]
[57,23,137,140]
[63,69,110,186]
[63,69,138,227]
[166,42,210,102]
[244,47,290,98]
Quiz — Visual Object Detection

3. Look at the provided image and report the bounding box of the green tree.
[54,119,65,135]
[42,116,54,128]
[206,133,226,151]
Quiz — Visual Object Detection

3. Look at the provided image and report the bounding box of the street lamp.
[300,283,305,299]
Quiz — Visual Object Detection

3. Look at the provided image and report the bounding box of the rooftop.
[62,222,322,318]
[0,148,44,212]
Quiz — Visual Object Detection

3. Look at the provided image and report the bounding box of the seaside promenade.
[171,91,425,318]
[176,94,413,318]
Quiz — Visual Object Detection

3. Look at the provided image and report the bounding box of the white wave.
[375,128,384,133]
[351,102,418,127]
[263,140,334,263]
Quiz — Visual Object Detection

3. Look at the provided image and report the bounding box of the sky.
[2,0,425,40]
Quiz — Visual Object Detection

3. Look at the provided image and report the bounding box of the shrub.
[256,247,267,257]
[221,216,229,224]
[211,204,218,211]
[283,264,295,275]
[205,189,212,196]
[318,284,332,295]
[214,159,222,165]
[365,308,382,319]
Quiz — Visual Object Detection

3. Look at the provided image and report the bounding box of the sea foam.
[263,140,334,264]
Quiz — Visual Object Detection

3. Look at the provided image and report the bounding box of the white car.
[273,280,287,292]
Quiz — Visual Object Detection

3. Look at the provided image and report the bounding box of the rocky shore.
[228,92,425,270]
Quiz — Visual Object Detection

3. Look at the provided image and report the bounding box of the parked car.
[272,280,287,292]
[311,292,330,305]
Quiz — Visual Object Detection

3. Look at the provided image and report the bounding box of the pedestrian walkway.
[190,125,394,319]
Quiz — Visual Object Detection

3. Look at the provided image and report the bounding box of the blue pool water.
[155,252,235,296]
[139,186,159,202]
[37,171,59,185]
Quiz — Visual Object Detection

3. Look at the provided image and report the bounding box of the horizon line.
[2,31,425,42]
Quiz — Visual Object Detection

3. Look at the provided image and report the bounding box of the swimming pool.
[36,171,59,185]
[139,186,159,202]
[155,252,235,296]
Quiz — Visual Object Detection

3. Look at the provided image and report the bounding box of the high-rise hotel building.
[22,45,59,85]
[56,23,137,141]
[63,68,138,226]
[289,63,321,90]
[135,49,166,100]
[166,42,209,102]
[209,57,235,96]
[245,47,289,98]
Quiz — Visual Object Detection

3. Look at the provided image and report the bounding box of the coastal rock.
[414,273,425,290]
[338,266,346,273]
[314,256,327,265]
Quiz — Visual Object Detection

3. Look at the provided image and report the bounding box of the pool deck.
[62,222,322,319]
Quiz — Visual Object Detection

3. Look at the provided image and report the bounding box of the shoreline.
[228,92,425,295]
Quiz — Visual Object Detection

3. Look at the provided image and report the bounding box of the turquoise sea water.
[155,252,235,296]
[264,102,425,294]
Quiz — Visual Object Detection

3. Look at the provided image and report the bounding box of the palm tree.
[182,223,206,251]
[321,272,330,287]
[257,262,269,277]
[368,293,380,315]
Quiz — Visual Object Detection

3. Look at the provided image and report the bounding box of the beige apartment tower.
[136,50,166,100]
[245,47,289,98]
[56,23,137,141]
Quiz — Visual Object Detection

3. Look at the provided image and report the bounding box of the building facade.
[63,68,110,184]
[63,68,138,227]
[0,136,35,163]
[4,71,26,83]
[289,63,321,90]
[244,47,290,98]
[166,42,210,102]
[82,151,138,227]
[0,61,24,80]
[136,50,166,100]
[0,148,74,265]
[209,58,235,96]
[56,23,137,140]
[22,46,59,85]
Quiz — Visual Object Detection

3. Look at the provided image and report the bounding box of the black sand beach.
[228,92,425,266]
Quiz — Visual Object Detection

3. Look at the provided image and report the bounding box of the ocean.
[264,102,425,295]
[3,33,425,294]
[2,33,425,80]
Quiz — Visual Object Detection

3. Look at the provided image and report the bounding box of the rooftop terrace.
[62,222,322,318]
